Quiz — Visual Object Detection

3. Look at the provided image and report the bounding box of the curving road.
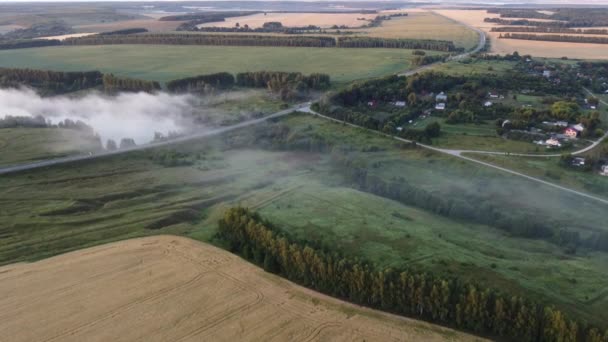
[0,103,310,176]
[2,18,607,206]
[302,107,608,206]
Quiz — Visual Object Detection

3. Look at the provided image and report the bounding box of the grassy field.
[1,113,607,326]
[465,153,608,199]
[0,45,435,84]
[0,128,101,167]
[432,59,517,76]
[0,236,479,342]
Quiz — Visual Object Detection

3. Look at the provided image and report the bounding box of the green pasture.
[0,45,438,84]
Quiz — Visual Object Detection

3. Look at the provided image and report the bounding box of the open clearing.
[199,12,370,29]
[435,9,608,59]
[0,45,430,84]
[0,235,482,342]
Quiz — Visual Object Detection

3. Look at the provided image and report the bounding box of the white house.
[436,92,448,102]
[545,138,561,147]
[543,70,552,78]
[435,103,446,110]
[601,165,608,176]
[488,91,499,99]
[396,126,403,132]
[484,101,493,107]
[394,101,407,107]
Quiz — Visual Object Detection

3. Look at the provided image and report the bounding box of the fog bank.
[0,87,197,145]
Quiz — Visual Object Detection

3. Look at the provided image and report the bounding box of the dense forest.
[0,21,72,40]
[158,11,260,31]
[491,27,608,35]
[499,33,608,45]
[217,207,608,342]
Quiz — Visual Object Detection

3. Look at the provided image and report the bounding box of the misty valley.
[1,1,608,342]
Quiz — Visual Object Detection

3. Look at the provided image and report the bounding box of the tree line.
[218,207,608,342]
[102,74,160,93]
[499,33,608,45]
[166,72,235,93]
[487,8,608,27]
[64,33,338,48]
[337,36,460,52]
[99,28,149,36]
[0,39,60,50]
[0,67,103,93]
[491,26,608,35]
[0,67,160,94]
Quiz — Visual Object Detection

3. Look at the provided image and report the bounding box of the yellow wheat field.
[0,236,486,342]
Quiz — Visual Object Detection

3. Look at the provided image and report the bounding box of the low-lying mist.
[0,87,199,145]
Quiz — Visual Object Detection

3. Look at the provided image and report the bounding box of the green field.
[0,128,101,167]
[1,113,607,326]
[0,45,438,84]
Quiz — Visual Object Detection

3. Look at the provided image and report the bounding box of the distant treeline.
[218,207,608,342]
[64,33,337,48]
[491,26,608,35]
[487,8,608,27]
[0,21,72,40]
[195,23,324,35]
[99,28,149,36]
[337,36,460,52]
[0,39,60,50]
[499,33,608,45]
[0,67,159,94]
[59,33,458,52]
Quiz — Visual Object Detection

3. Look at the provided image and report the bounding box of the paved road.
[0,103,309,176]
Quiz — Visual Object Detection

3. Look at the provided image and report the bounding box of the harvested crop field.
[435,9,608,59]
[0,236,483,342]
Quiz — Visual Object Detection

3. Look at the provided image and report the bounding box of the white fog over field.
[0,88,196,145]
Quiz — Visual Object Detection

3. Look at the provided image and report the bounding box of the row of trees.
[60,33,459,52]
[337,36,460,52]
[236,71,330,90]
[65,33,338,48]
[488,8,608,27]
[499,33,608,45]
[99,28,148,36]
[0,67,103,93]
[0,39,60,50]
[491,27,608,35]
[101,74,160,93]
[217,207,608,342]
[166,72,235,93]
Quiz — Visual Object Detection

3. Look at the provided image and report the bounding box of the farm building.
[484,101,493,107]
[545,138,562,147]
[435,103,446,111]
[488,91,499,99]
[393,101,406,107]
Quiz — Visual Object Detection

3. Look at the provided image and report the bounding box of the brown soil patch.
[435,9,608,59]
[0,236,484,342]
